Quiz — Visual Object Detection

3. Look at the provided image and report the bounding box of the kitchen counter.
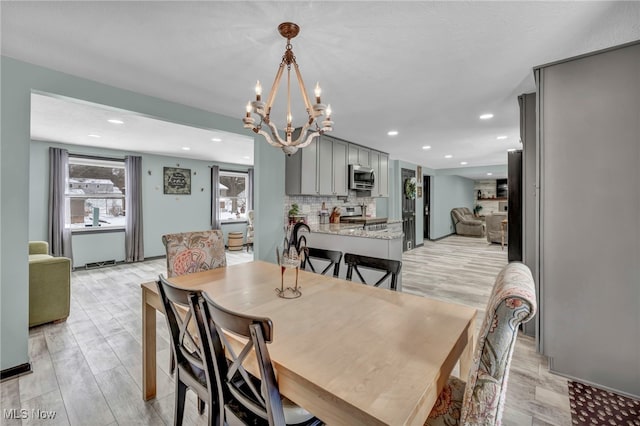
[302,223,404,290]
[309,223,403,240]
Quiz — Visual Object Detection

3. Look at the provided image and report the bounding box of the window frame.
[66,155,127,233]
[218,170,249,224]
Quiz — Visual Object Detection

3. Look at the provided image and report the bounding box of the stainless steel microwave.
[349,164,375,190]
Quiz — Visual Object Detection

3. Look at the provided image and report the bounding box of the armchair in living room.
[28,241,71,327]
[451,207,484,237]
[486,213,508,245]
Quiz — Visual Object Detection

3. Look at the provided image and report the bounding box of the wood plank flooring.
[1,240,571,425]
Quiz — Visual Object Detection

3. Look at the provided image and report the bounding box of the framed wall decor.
[417,187,423,198]
[417,166,422,183]
[163,167,191,195]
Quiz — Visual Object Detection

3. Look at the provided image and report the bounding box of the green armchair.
[28,241,71,327]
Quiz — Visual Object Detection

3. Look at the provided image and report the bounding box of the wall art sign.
[163,167,191,195]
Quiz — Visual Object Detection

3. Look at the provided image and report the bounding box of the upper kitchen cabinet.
[319,136,348,196]
[348,145,371,167]
[370,151,389,197]
[285,135,348,196]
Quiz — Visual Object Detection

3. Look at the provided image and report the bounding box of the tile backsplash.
[284,195,377,226]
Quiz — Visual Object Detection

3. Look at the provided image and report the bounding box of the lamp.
[243,22,333,155]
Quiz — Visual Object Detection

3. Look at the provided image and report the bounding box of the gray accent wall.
[536,42,640,396]
[1,56,286,372]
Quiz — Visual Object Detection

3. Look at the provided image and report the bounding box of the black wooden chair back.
[301,247,343,277]
[156,274,217,425]
[199,292,285,425]
[343,253,402,291]
[198,293,319,426]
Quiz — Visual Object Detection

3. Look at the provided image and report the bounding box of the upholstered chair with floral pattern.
[425,262,537,426]
[162,230,227,278]
[162,229,227,383]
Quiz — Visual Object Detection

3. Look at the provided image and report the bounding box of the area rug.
[568,380,640,425]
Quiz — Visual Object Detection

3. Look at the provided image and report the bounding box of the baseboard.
[430,233,455,242]
[0,362,32,381]
[547,360,640,400]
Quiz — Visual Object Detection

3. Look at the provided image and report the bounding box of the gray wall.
[430,174,476,239]
[0,56,285,372]
[537,42,640,396]
[29,140,249,267]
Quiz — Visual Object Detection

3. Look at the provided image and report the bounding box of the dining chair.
[301,247,343,277]
[162,229,227,277]
[156,275,217,426]
[425,262,537,426]
[198,292,323,426]
[343,253,402,291]
[162,229,227,375]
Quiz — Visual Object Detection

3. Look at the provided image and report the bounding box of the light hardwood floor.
[1,238,571,426]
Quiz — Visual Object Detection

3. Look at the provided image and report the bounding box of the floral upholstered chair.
[162,230,227,278]
[162,229,227,379]
[425,262,537,426]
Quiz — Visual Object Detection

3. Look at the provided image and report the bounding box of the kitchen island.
[302,223,404,290]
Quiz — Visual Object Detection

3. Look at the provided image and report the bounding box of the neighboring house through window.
[67,156,126,230]
[219,170,247,222]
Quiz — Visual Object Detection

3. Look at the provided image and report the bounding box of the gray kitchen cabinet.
[319,136,348,196]
[348,144,370,166]
[358,147,370,166]
[370,151,389,197]
[285,138,319,195]
[331,139,348,195]
[285,135,348,196]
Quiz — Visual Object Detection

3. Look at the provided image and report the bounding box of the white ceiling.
[3,1,640,179]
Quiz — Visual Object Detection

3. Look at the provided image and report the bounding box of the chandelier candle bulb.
[314,82,322,104]
[255,81,262,101]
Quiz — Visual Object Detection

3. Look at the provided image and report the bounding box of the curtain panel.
[48,147,73,259]
[124,155,144,262]
[211,165,220,229]
[247,167,254,211]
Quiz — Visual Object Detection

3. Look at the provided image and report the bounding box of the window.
[219,171,248,222]
[66,156,126,230]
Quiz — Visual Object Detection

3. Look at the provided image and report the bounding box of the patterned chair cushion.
[425,262,537,426]
[162,230,227,277]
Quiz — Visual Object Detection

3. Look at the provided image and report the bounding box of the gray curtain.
[48,147,73,259]
[125,155,144,262]
[247,167,254,210]
[211,165,220,229]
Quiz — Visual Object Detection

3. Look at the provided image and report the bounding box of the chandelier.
[243,22,333,155]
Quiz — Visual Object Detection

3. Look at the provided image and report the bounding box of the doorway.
[401,168,416,251]
[423,175,431,240]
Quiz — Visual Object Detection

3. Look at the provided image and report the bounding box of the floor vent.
[85,259,117,269]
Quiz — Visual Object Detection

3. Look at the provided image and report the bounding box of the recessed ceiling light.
[211,138,222,142]
[181,147,191,151]
[88,134,101,138]
[460,161,468,165]
[487,172,493,176]
[422,145,431,150]
[507,148,517,152]
[387,130,398,136]
[444,154,453,159]
[479,113,494,120]
[242,156,250,160]
[107,119,124,124]
[496,135,507,140]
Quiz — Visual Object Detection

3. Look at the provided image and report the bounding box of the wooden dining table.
[141,260,476,426]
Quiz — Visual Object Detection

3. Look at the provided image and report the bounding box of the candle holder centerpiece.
[275,222,310,299]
